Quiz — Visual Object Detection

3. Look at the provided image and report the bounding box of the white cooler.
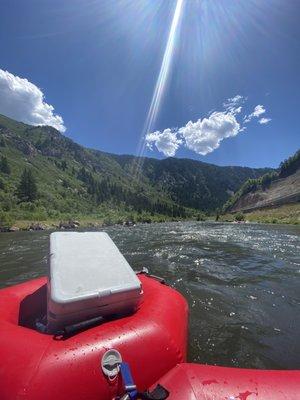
[47,232,143,332]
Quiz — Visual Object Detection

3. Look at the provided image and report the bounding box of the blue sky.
[0,0,299,168]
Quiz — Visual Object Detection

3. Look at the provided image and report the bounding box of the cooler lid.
[49,232,141,304]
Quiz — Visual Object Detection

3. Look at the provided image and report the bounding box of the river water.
[0,221,299,369]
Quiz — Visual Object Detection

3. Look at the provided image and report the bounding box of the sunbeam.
[134,0,185,177]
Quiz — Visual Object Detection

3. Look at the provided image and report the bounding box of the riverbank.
[219,203,300,225]
[1,203,299,232]
[0,212,204,232]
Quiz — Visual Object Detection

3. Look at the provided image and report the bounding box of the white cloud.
[146,95,271,157]
[223,95,246,115]
[259,117,271,124]
[0,69,66,132]
[145,128,182,157]
[244,104,266,123]
[146,111,241,157]
[179,111,241,155]
[223,95,244,108]
[252,105,266,117]
[233,106,242,114]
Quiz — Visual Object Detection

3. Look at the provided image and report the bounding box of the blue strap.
[119,362,138,400]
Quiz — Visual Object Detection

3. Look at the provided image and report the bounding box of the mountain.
[0,114,271,224]
[110,155,272,212]
[224,149,300,213]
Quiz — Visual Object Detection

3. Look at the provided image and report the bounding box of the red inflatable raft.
[1,274,300,400]
[0,274,188,400]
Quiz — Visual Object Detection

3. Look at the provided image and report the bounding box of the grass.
[219,203,300,225]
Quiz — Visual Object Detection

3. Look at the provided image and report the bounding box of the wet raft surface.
[0,221,299,369]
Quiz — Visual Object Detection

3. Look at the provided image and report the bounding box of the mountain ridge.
[0,114,272,225]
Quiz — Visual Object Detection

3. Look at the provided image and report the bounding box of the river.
[0,221,299,369]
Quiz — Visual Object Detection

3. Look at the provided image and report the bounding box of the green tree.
[0,178,5,190]
[17,168,38,202]
[61,160,67,171]
[235,212,245,222]
[279,149,300,177]
[0,156,10,174]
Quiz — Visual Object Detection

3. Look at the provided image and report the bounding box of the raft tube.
[0,274,188,400]
[151,363,300,400]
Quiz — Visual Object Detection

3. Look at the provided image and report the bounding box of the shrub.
[235,213,245,222]
[0,212,14,229]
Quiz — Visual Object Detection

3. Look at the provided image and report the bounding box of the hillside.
[0,114,271,226]
[228,170,300,213]
[109,155,271,211]
[224,149,300,214]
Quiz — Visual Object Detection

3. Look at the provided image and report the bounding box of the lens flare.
[134,0,185,176]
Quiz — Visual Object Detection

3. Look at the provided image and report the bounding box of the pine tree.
[0,156,10,174]
[17,168,38,202]
[61,160,67,171]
